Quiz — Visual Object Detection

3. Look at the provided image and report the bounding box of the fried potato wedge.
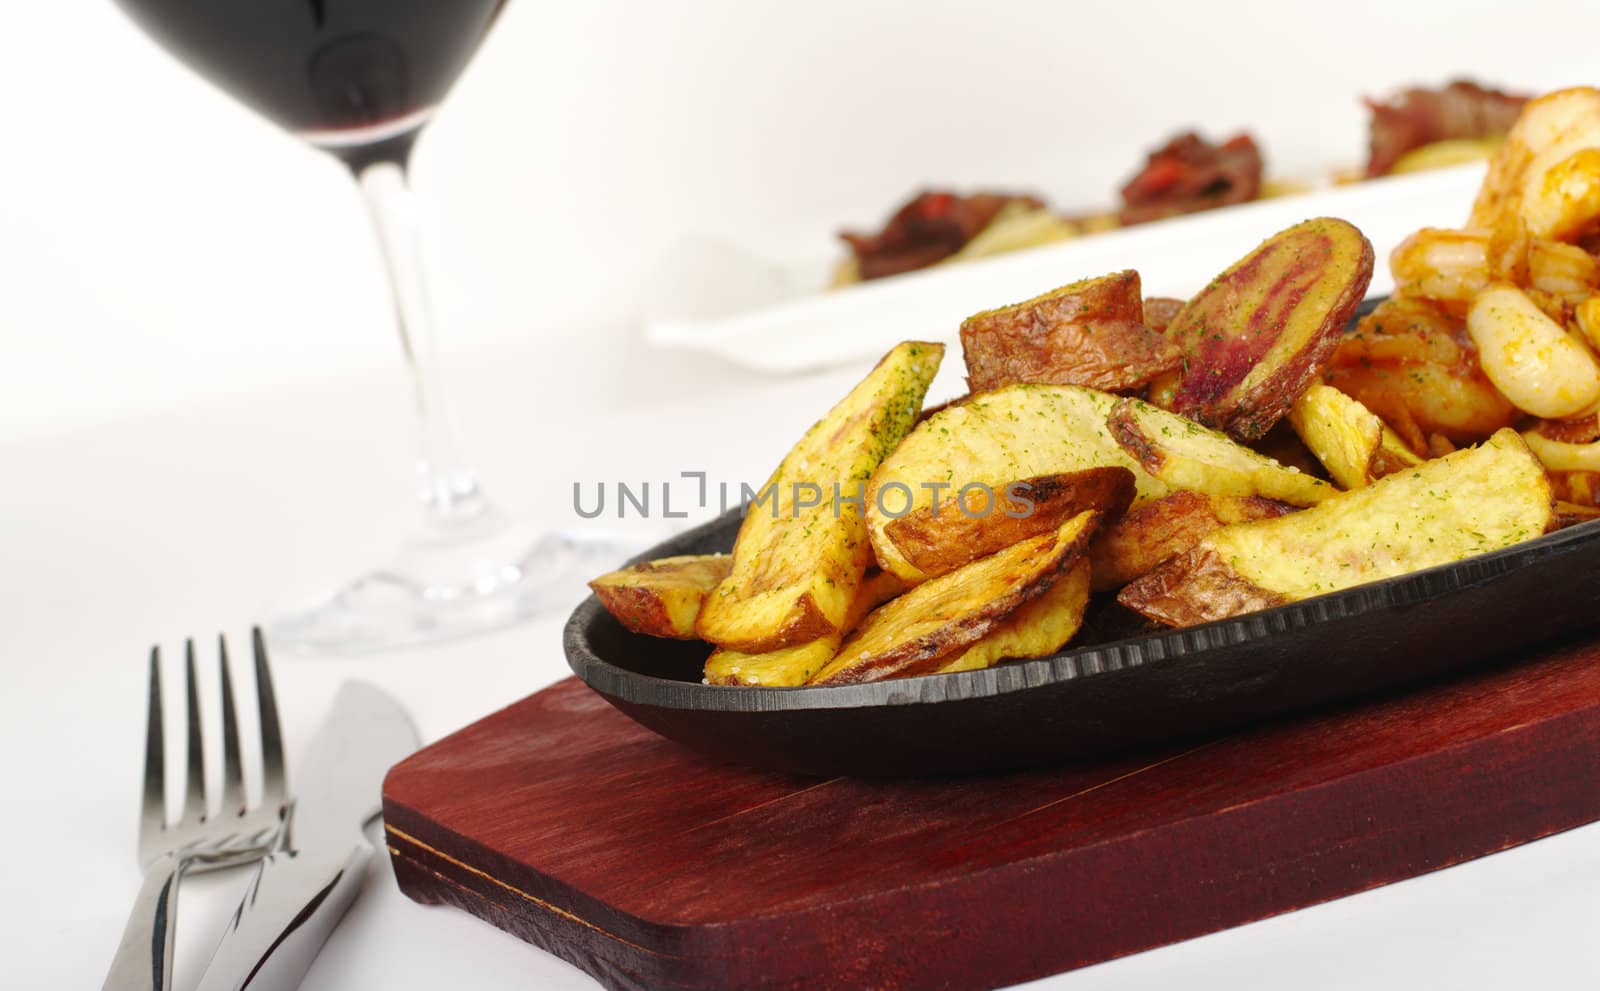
[866,384,1171,582]
[696,341,943,652]
[1166,217,1374,440]
[1142,296,1188,409]
[1088,491,1295,591]
[882,468,1135,580]
[1108,397,1336,506]
[588,554,733,639]
[703,570,905,686]
[960,270,1181,393]
[1118,429,1555,627]
[935,561,1091,673]
[703,639,838,690]
[1288,384,1423,489]
[810,511,1099,685]
[1554,500,1600,530]
[1551,469,1600,506]
[1143,296,1186,332]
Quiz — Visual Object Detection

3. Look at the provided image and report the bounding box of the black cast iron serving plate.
[564,299,1600,777]
[564,507,1600,777]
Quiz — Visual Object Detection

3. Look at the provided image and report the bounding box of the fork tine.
[252,627,287,808]
[139,646,166,844]
[218,635,246,817]
[182,639,207,823]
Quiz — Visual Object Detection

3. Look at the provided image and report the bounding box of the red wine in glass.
[106,0,636,663]
[116,0,505,170]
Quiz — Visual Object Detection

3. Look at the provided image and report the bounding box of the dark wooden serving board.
[383,640,1600,991]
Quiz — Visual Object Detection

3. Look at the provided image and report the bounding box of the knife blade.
[195,681,420,991]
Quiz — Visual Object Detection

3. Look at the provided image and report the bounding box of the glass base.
[267,515,647,654]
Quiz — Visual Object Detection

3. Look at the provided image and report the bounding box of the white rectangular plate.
[644,165,1484,374]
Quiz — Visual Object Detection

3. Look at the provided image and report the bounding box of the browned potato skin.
[1106,397,1334,507]
[811,512,1100,685]
[1554,501,1600,529]
[1142,297,1188,409]
[1142,296,1186,332]
[961,270,1182,394]
[1088,491,1295,591]
[1552,470,1600,507]
[1114,545,1289,627]
[701,569,906,686]
[1168,218,1375,441]
[882,468,1135,579]
[588,554,733,639]
[1369,443,1422,479]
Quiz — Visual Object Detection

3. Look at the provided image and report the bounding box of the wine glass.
[113,0,634,651]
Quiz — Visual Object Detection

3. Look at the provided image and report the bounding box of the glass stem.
[354,159,491,533]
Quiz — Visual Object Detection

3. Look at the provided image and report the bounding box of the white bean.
[1467,284,1600,418]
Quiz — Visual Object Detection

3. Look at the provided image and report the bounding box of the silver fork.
[103,629,289,991]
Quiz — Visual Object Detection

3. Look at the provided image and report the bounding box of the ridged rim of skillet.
[565,509,1600,713]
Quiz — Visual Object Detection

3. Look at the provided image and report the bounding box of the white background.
[3,2,1600,989]
[5,0,1600,439]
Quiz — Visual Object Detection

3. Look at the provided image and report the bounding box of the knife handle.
[103,851,185,991]
[196,843,373,991]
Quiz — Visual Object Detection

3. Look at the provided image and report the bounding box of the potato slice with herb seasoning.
[811,511,1098,685]
[934,560,1092,674]
[1166,217,1374,440]
[1288,384,1423,489]
[883,468,1134,581]
[1108,397,1336,506]
[1088,491,1295,591]
[867,384,1170,583]
[697,341,943,653]
[704,639,837,690]
[1118,429,1555,627]
[588,554,733,639]
[702,571,905,687]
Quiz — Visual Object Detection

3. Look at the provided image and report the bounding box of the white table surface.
[6,2,1600,987]
[5,319,1600,990]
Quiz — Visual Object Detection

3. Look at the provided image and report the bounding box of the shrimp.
[1524,147,1600,243]
[1391,228,1490,304]
[1390,228,1598,306]
[1328,296,1518,448]
[1575,294,1600,353]
[1470,87,1600,242]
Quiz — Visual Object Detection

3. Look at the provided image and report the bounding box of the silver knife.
[195,681,420,991]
